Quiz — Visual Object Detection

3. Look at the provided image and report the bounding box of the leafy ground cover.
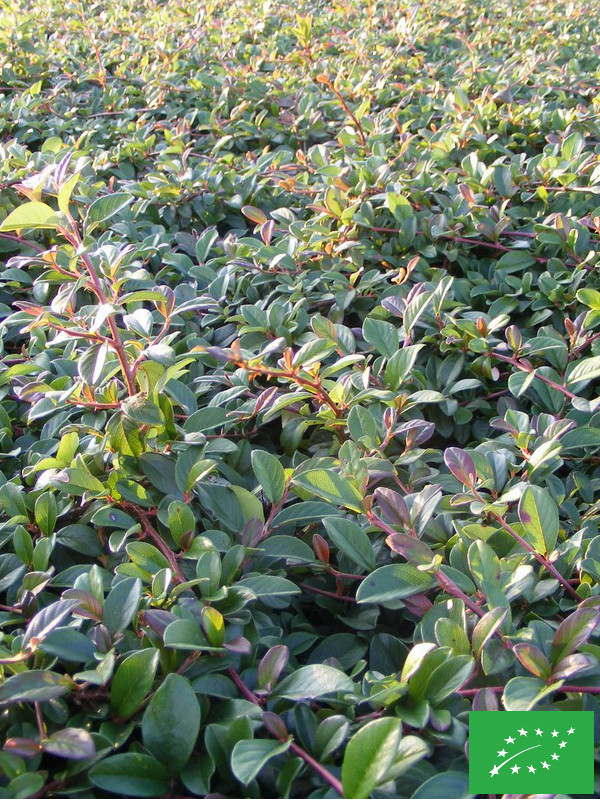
[1,0,600,796]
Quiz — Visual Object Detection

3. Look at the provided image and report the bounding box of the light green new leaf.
[85,193,132,233]
[110,648,159,717]
[567,356,600,386]
[273,664,355,700]
[341,718,403,799]
[251,450,286,504]
[292,469,364,512]
[517,485,558,554]
[0,670,72,705]
[231,739,290,785]
[0,201,59,231]
[356,564,436,605]
[89,753,170,797]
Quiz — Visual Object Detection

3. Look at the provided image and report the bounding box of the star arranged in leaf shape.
[535,727,543,736]
[518,727,527,736]
[528,765,536,773]
[541,761,550,769]
[551,729,559,737]
[568,727,575,735]
[505,736,515,744]
[551,753,559,760]
[511,764,520,773]
[559,741,567,748]
[497,748,507,757]
[490,765,500,776]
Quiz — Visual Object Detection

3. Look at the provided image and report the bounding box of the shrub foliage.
[1,0,600,797]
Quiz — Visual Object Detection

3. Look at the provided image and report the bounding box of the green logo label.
[469,711,594,794]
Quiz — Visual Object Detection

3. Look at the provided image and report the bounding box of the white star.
[559,741,566,748]
[535,727,543,736]
[568,727,575,735]
[490,765,499,776]
[497,748,507,757]
[551,730,559,737]
[528,765,536,773]
[505,736,515,744]
[511,764,520,773]
[518,727,527,736]
[541,761,550,769]
[552,753,559,760]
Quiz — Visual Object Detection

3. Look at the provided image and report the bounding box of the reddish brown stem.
[0,232,45,252]
[436,572,485,618]
[227,667,343,795]
[289,740,343,796]
[117,501,185,583]
[299,583,356,602]
[62,223,137,395]
[471,488,579,600]
[570,330,600,359]
[489,351,577,400]
[318,76,366,149]
[237,361,344,418]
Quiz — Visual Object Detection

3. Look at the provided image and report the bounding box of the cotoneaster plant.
[1,0,600,798]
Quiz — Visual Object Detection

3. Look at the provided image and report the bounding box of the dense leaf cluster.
[1,0,600,796]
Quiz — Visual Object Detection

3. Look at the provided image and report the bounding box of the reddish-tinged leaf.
[444,448,477,487]
[374,488,409,527]
[513,643,552,678]
[550,608,600,665]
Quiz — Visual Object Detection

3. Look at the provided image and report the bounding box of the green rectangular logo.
[469,711,594,794]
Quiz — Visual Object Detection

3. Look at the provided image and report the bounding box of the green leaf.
[103,578,142,635]
[424,655,475,703]
[471,607,507,655]
[167,500,196,546]
[560,427,600,450]
[258,535,315,564]
[0,201,59,231]
[412,771,470,799]
[126,542,171,574]
[57,171,81,215]
[356,564,436,605]
[292,469,364,512]
[84,193,132,233]
[251,450,286,504]
[142,674,201,773]
[0,671,72,705]
[8,773,45,799]
[231,739,290,785]
[577,288,600,310]
[362,317,398,358]
[567,356,600,385]
[502,676,562,710]
[323,517,375,571]
[550,607,600,665]
[34,493,57,535]
[89,753,170,797]
[41,728,95,760]
[384,344,423,390]
[341,718,403,799]
[163,619,217,651]
[22,599,79,651]
[238,574,301,598]
[513,643,552,678]
[195,226,218,264]
[110,648,159,717]
[274,665,355,700]
[517,485,559,554]
[386,735,431,782]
